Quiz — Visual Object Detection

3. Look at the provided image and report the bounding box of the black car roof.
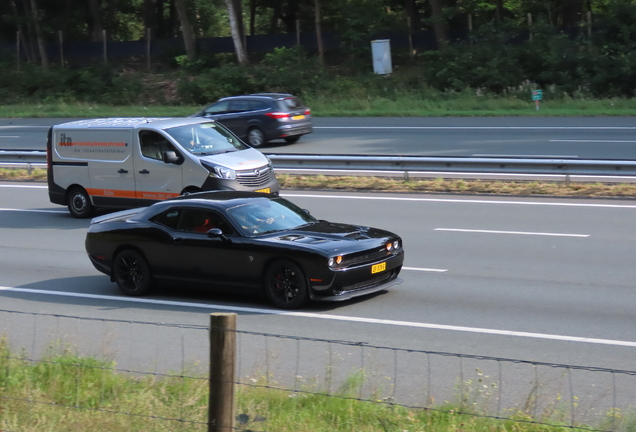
[163,190,277,208]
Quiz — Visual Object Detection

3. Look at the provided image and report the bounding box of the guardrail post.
[208,313,237,432]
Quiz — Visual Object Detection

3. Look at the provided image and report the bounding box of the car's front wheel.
[113,249,153,296]
[247,127,266,148]
[264,260,309,309]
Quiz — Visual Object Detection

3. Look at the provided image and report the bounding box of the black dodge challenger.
[85,191,404,309]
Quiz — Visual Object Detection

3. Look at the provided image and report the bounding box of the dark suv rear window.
[277,97,304,111]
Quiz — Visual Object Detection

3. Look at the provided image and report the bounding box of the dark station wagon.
[85,191,404,309]
[191,93,313,148]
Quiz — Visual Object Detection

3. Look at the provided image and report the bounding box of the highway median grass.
[3,168,636,199]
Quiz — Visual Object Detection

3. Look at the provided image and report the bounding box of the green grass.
[0,95,635,118]
[0,338,605,432]
[3,169,636,199]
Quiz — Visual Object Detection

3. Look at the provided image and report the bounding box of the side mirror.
[303,209,311,215]
[163,151,180,164]
[207,228,230,242]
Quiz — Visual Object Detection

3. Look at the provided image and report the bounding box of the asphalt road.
[3,116,636,159]
[1,183,636,414]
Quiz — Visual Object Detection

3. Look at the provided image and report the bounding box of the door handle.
[118,169,128,174]
[139,169,150,174]
[172,237,183,244]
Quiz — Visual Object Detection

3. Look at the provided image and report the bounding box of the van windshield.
[166,122,248,155]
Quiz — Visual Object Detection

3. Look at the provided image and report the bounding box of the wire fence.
[0,308,634,432]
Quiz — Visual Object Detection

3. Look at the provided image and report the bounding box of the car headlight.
[328,255,343,268]
[393,240,400,250]
[207,164,236,180]
[385,242,393,251]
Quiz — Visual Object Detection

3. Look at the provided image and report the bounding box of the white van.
[47,117,279,217]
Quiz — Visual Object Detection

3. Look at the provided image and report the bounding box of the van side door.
[134,130,184,204]
[81,129,137,208]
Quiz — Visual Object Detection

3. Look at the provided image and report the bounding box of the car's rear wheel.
[264,260,309,309]
[247,127,266,148]
[113,249,153,296]
[284,136,301,144]
[67,187,94,218]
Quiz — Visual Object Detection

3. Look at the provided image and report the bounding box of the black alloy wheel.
[264,260,309,309]
[284,136,301,144]
[67,187,94,218]
[113,249,153,296]
[247,127,266,147]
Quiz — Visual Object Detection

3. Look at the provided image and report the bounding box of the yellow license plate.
[371,262,386,274]
[255,188,271,193]
[291,115,305,120]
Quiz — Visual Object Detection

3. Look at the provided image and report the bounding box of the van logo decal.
[58,133,127,154]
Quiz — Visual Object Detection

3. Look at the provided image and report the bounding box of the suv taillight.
[265,112,289,119]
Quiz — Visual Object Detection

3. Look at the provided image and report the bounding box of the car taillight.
[304,108,311,115]
[265,112,289,119]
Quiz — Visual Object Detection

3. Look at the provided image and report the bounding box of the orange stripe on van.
[86,189,180,200]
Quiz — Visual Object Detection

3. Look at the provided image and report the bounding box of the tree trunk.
[174,0,196,60]
[428,0,447,49]
[314,0,324,65]
[225,0,248,65]
[404,0,420,30]
[87,0,104,42]
[495,0,504,22]
[10,0,34,62]
[29,0,48,69]
[249,0,255,36]
[562,0,584,27]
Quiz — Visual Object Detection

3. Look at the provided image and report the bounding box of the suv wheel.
[247,127,266,148]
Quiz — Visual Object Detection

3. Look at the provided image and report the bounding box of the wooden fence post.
[209,313,237,432]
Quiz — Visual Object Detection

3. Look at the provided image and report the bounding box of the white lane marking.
[283,193,636,209]
[0,136,19,138]
[434,228,589,238]
[550,139,636,143]
[472,154,579,158]
[1,285,635,348]
[0,125,50,129]
[0,208,66,214]
[402,267,448,273]
[0,184,47,189]
[404,266,447,272]
[314,126,636,130]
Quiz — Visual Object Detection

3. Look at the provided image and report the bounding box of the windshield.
[226,197,317,236]
[165,122,247,155]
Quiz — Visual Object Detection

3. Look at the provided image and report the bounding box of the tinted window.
[204,101,230,115]
[229,100,251,112]
[139,130,179,161]
[152,209,181,229]
[177,208,235,234]
[165,122,247,155]
[249,100,270,111]
[277,97,303,110]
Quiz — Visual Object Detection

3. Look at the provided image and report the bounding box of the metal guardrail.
[3,150,636,183]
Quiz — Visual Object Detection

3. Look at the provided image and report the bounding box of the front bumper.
[309,251,404,302]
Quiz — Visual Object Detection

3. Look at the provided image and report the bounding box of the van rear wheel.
[67,187,94,218]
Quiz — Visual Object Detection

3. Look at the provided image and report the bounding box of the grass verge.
[0,96,635,118]
[0,338,596,432]
[3,169,636,199]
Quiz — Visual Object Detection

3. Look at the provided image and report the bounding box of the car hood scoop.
[275,221,379,243]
